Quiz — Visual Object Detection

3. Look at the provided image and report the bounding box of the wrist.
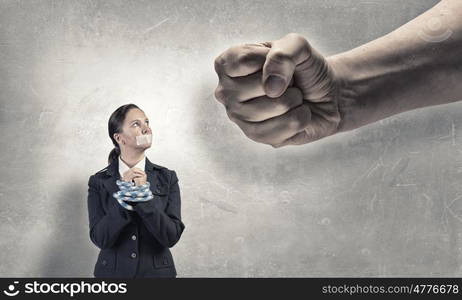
[326,54,363,133]
[327,46,405,133]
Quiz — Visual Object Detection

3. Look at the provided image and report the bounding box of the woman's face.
[115,108,152,151]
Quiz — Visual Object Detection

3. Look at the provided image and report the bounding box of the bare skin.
[113,108,151,186]
[214,0,462,148]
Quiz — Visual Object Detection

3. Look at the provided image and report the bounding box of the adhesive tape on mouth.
[136,134,152,146]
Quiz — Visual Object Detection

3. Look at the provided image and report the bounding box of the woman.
[87,103,185,278]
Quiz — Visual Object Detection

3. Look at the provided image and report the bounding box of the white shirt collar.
[118,155,146,178]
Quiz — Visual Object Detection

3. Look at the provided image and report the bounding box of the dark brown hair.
[107,103,140,164]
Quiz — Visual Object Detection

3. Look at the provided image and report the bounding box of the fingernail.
[264,75,286,98]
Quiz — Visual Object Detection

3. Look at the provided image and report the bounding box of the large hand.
[214,33,343,148]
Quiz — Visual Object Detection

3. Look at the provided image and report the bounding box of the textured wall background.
[2,0,460,277]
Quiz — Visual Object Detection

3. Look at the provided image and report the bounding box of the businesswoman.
[87,103,185,278]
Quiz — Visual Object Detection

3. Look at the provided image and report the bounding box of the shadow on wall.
[189,79,462,276]
[37,176,96,277]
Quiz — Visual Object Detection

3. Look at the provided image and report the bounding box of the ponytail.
[108,146,120,165]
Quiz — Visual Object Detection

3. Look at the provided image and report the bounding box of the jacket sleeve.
[87,174,132,249]
[133,170,185,248]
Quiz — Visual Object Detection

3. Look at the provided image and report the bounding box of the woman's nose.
[142,126,151,135]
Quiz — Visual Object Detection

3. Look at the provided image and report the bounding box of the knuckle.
[225,108,238,121]
[235,51,250,65]
[224,45,244,63]
[268,49,292,64]
[241,44,254,51]
[214,54,227,73]
[270,142,283,148]
[225,100,241,113]
[226,107,245,123]
[286,32,310,48]
[285,33,312,61]
[215,86,241,106]
[226,102,252,123]
[214,86,226,103]
[236,48,258,65]
[286,32,303,40]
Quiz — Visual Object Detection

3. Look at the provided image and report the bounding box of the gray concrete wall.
[2,0,459,277]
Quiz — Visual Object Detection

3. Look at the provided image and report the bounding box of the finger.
[131,169,145,175]
[214,43,270,78]
[271,107,339,147]
[262,33,312,98]
[293,47,335,102]
[132,175,146,181]
[215,71,266,105]
[130,170,146,177]
[128,173,138,180]
[230,102,312,145]
[226,87,303,122]
[123,170,137,178]
[270,124,322,148]
[122,173,134,181]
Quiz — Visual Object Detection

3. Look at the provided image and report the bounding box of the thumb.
[262,33,312,98]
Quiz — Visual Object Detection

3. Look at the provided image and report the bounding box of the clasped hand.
[122,167,147,186]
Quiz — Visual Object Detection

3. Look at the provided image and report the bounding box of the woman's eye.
[132,121,148,127]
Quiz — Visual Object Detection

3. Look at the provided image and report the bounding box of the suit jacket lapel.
[102,158,121,199]
[145,157,167,194]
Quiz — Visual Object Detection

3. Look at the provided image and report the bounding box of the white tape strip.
[136,134,152,146]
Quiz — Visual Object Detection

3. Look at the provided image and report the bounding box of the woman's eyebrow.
[130,118,149,124]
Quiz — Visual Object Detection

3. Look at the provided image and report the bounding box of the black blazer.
[87,156,185,278]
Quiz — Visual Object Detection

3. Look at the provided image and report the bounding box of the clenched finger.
[272,108,339,147]
[214,43,270,78]
[262,33,312,98]
[229,102,312,145]
[226,87,303,122]
[215,71,266,104]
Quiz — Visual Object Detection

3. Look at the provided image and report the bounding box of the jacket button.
[131,235,137,240]
[131,252,137,259]
[102,259,107,266]
[155,189,160,194]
